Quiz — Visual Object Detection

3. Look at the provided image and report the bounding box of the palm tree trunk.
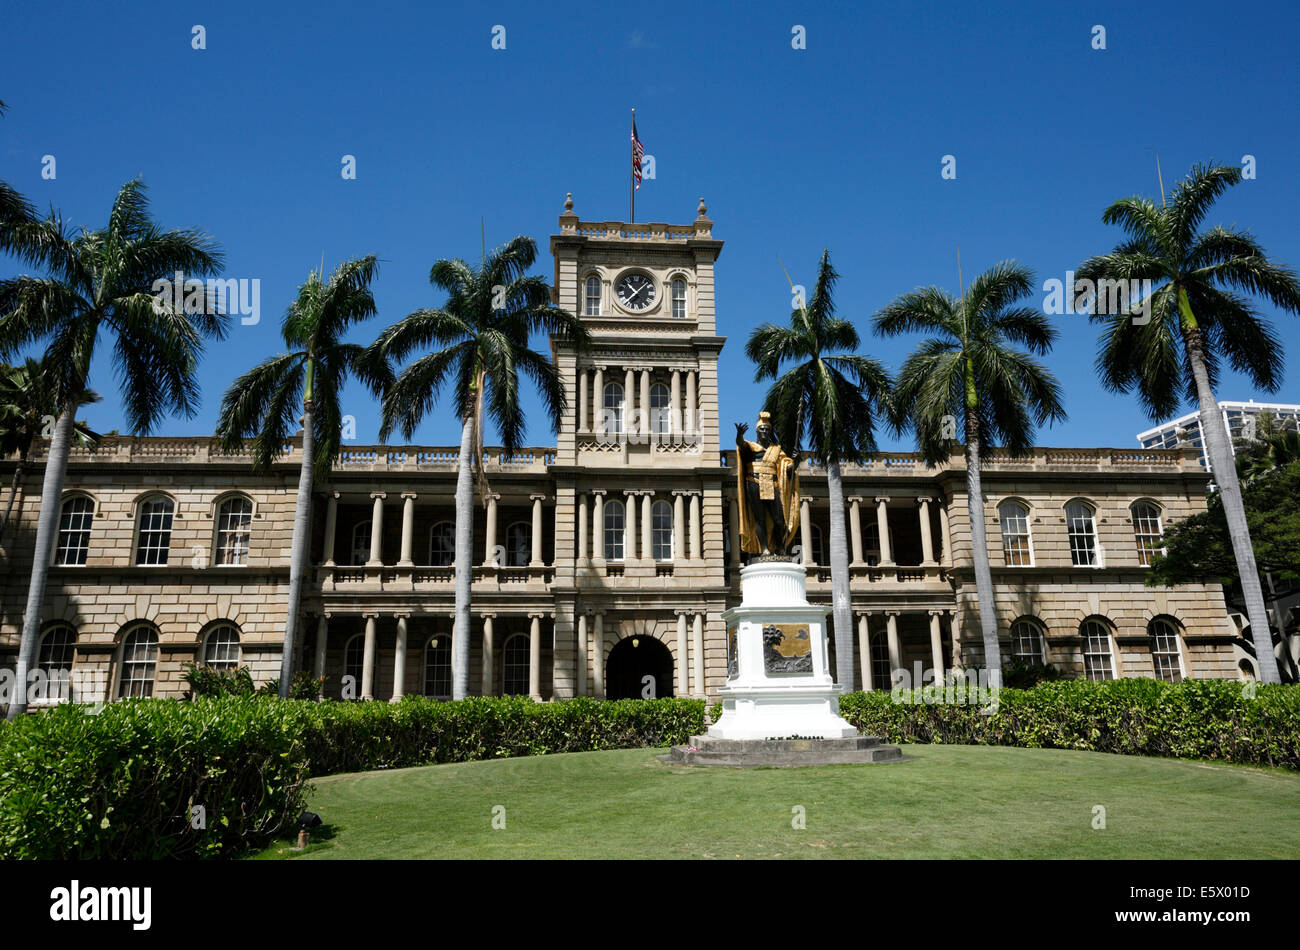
[451,413,475,700]
[278,403,316,697]
[7,412,74,718]
[825,462,856,691]
[965,410,1002,689]
[0,451,26,549]
[1182,324,1282,684]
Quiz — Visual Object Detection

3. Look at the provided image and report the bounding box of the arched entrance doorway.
[606,636,675,699]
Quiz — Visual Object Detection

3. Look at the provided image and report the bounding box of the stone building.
[0,200,1239,706]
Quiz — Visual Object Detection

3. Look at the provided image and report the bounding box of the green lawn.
[250,745,1300,859]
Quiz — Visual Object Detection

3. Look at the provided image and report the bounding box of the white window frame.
[1065,500,1099,567]
[351,520,371,566]
[213,495,254,566]
[604,499,626,561]
[134,495,176,566]
[37,623,77,703]
[502,633,529,696]
[651,499,674,560]
[55,494,95,566]
[603,382,625,435]
[424,633,452,699]
[998,500,1034,567]
[583,275,602,316]
[202,623,242,671]
[117,624,160,699]
[670,277,687,318]
[429,521,454,566]
[1080,618,1116,681]
[1148,616,1185,682]
[1010,618,1046,665]
[1131,501,1163,567]
[344,633,365,698]
[649,382,671,435]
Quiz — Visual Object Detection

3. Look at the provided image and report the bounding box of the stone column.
[641,492,653,561]
[624,367,635,435]
[673,492,686,561]
[578,365,589,432]
[576,614,588,696]
[624,490,638,560]
[691,612,705,698]
[676,611,690,696]
[858,613,872,692]
[728,497,742,567]
[577,493,589,561]
[876,497,894,566]
[593,491,606,559]
[398,493,416,567]
[593,365,605,434]
[848,496,864,566]
[481,614,495,697]
[685,370,696,434]
[367,492,386,566]
[885,611,902,684]
[639,368,651,438]
[929,610,945,681]
[482,493,498,567]
[939,501,952,566]
[529,494,545,566]
[392,614,409,701]
[322,491,339,566]
[361,614,377,700]
[592,614,605,698]
[918,496,936,566]
[528,614,542,700]
[313,614,329,690]
[800,497,814,565]
[670,368,681,436]
[689,493,701,560]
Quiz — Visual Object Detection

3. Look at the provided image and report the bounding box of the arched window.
[1010,618,1045,665]
[809,524,824,566]
[117,624,160,698]
[215,496,253,566]
[135,496,175,566]
[56,495,94,565]
[604,499,625,560]
[1080,618,1115,681]
[584,275,602,316]
[650,382,671,434]
[1065,501,1098,566]
[344,634,365,698]
[870,630,892,690]
[502,634,529,696]
[202,623,241,671]
[651,500,673,559]
[351,521,371,566]
[999,501,1032,566]
[1132,502,1163,567]
[1148,617,1183,682]
[603,382,625,435]
[424,634,451,698]
[429,521,454,566]
[506,522,531,567]
[670,277,687,318]
[38,623,77,701]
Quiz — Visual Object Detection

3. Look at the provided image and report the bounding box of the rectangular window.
[1066,502,1097,567]
[135,499,174,566]
[604,502,625,560]
[1081,623,1114,681]
[999,503,1032,566]
[215,498,253,566]
[56,497,94,565]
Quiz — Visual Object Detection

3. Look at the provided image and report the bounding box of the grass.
[250,744,1300,859]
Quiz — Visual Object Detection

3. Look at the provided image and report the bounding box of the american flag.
[631,117,644,191]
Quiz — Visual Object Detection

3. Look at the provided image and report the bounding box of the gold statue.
[735,411,801,557]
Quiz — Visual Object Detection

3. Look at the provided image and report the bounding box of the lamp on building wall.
[631,637,640,648]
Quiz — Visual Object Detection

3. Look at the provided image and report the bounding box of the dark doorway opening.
[606,636,675,700]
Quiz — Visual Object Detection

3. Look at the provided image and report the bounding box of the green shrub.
[837,679,1300,769]
[0,697,312,859]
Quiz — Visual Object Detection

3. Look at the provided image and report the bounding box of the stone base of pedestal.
[661,734,905,767]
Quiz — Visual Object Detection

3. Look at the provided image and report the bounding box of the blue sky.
[2,0,1298,450]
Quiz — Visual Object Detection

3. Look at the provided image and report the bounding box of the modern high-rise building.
[0,200,1247,710]
[1137,400,1300,471]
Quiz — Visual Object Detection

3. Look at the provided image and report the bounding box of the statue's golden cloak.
[737,440,801,554]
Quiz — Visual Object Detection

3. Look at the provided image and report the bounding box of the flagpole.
[629,107,636,223]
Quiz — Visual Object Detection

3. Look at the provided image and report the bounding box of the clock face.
[615,273,656,311]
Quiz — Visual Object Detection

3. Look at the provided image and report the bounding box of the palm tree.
[1235,413,1300,483]
[365,236,588,700]
[1075,161,1300,684]
[216,256,387,698]
[874,262,1065,688]
[0,357,101,547]
[745,251,895,691]
[0,178,225,718]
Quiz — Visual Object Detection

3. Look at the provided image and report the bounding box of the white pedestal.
[708,560,859,740]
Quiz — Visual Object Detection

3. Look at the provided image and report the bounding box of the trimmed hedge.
[0,697,310,859]
[836,678,1300,770]
[0,695,706,859]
